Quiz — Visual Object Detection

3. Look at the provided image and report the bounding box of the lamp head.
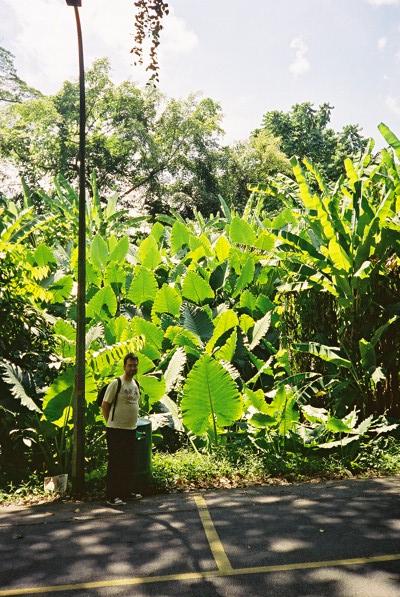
[65,0,82,6]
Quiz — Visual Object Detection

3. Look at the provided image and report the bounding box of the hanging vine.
[131,0,170,83]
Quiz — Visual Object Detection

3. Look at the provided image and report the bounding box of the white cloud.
[368,0,400,5]
[289,37,310,77]
[367,0,400,5]
[160,13,198,55]
[377,36,387,50]
[0,0,198,93]
[385,95,400,115]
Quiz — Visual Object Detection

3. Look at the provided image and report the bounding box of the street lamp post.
[66,0,86,496]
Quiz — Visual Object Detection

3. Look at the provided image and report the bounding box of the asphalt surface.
[0,476,399,596]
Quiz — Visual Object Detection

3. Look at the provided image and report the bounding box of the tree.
[0,47,40,105]
[0,59,226,215]
[218,129,291,211]
[261,102,368,181]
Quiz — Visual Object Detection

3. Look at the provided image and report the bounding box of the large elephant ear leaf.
[164,325,202,353]
[0,360,41,413]
[49,275,73,304]
[181,355,242,436]
[164,347,186,393]
[109,236,129,264]
[42,367,97,426]
[152,284,182,319]
[181,303,213,342]
[131,317,164,350]
[206,309,238,354]
[136,353,155,375]
[182,271,214,304]
[137,236,161,269]
[215,330,237,362]
[170,220,190,254]
[54,320,76,358]
[150,222,165,242]
[105,316,129,344]
[233,256,255,297]
[214,236,231,262]
[229,217,256,246]
[87,286,117,319]
[91,235,109,270]
[249,312,272,350]
[41,366,73,423]
[128,266,158,306]
[137,375,166,407]
[33,243,57,267]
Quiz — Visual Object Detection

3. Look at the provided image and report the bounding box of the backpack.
[97,378,122,421]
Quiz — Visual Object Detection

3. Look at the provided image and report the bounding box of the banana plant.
[270,126,400,413]
[35,173,147,241]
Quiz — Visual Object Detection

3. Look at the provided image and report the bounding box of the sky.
[1,0,400,145]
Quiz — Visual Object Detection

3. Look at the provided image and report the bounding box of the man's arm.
[101,379,117,423]
[102,401,112,422]
[135,379,141,408]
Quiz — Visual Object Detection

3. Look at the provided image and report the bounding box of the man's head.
[123,353,138,378]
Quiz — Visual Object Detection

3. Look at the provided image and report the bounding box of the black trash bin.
[132,417,152,493]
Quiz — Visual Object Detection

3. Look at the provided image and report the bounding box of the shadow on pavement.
[0,477,399,596]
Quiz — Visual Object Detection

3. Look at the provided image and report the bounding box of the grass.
[151,436,400,493]
[1,437,399,505]
[0,474,52,506]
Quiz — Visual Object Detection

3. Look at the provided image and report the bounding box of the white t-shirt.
[103,376,139,430]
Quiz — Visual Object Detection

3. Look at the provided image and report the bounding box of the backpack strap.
[111,377,122,422]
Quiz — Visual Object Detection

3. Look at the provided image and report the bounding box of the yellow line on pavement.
[229,552,400,575]
[193,494,233,571]
[0,571,219,596]
[1,553,400,596]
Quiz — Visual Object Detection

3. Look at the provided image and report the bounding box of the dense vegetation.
[1,52,399,496]
[0,52,367,215]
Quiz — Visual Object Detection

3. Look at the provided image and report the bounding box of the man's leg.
[106,428,125,500]
[117,429,136,499]
[127,429,137,495]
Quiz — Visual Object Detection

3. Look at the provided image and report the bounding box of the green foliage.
[150,436,400,493]
[0,361,41,413]
[128,267,158,305]
[0,60,228,216]
[0,46,40,104]
[261,102,368,181]
[153,284,182,319]
[182,271,214,304]
[181,355,242,440]
[273,136,400,413]
[1,117,400,489]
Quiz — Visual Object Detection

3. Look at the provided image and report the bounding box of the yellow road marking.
[193,494,233,571]
[0,571,219,596]
[229,552,400,575]
[1,553,400,596]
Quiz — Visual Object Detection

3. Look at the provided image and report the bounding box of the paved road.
[0,477,399,596]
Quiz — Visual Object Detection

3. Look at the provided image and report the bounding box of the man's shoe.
[106,497,127,506]
[129,492,143,500]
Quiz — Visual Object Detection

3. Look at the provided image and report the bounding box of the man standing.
[102,353,140,506]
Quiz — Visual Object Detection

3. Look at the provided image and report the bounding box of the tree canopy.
[261,102,368,181]
[0,57,292,215]
[0,53,369,216]
[0,47,40,105]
